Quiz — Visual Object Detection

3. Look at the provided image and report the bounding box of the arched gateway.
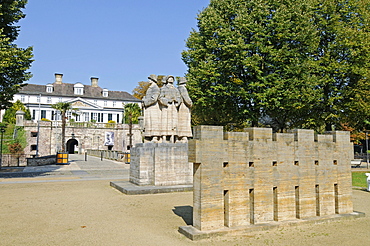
[66,139,78,154]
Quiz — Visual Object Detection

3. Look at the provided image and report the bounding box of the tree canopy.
[0,0,33,110]
[2,99,31,124]
[124,103,141,124]
[182,0,370,133]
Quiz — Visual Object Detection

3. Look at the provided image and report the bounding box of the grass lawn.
[352,171,369,187]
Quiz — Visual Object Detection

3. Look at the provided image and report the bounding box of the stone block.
[129,142,192,186]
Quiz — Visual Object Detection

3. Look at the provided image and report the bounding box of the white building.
[10,73,141,123]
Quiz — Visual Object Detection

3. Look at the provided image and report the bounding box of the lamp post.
[35,120,40,157]
[366,131,369,169]
[0,125,6,170]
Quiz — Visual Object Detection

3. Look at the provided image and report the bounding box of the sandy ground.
[0,179,369,246]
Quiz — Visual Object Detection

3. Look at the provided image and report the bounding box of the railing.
[0,154,28,167]
[86,149,130,163]
[24,121,140,130]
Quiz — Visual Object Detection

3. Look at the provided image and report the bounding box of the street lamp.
[366,131,369,169]
[0,125,6,170]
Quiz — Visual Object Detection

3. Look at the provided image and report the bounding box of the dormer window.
[74,83,84,95]
[46,84,53,93]
[102,88,108,97]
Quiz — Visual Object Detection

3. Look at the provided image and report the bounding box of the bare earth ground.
[0,179,369,246]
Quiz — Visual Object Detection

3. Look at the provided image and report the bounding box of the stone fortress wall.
[187,125,354,232]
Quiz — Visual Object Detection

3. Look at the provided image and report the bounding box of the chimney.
[91,77,99,87]
[55,73,63,84]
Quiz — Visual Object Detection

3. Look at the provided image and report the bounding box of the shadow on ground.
[173,205,193,225]
[0,164,68,178]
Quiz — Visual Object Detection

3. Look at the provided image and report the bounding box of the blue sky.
[15,0,210,94]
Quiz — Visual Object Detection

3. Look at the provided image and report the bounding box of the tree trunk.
[61,112,66,152]
[128,114,133,150]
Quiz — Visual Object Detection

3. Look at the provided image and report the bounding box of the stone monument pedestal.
[110,142,193,195]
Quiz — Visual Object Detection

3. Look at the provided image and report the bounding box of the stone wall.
[27,155,57,166]
[188,126,353,231]
[23,121,142,157]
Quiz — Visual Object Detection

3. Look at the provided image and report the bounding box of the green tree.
[2,99,31,124]
[182,0,320,129]
[304,0,370,132]
[0,0,33,110]
[182,0,370,132]
[51,102,72,152]
[124,103,141,149]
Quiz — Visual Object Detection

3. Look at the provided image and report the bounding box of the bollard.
[101,151,103,161]
[85,152,87,161]
[366,173,370,192]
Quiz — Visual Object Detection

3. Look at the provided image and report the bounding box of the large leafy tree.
[305,0,370,132]
[51,102,72,152]
[182,0,370,132]
[0,0,33,110]
[2,99,31,124]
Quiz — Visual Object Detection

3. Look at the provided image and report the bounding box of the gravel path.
[0,155,369,245]
[0,180,369,246]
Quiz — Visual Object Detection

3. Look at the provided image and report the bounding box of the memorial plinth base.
[110,181,192,195]
[179,212,365,241]
[111,142,193,195]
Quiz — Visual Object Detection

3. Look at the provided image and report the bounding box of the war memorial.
[110,75,194,194]
[110,74,364,240]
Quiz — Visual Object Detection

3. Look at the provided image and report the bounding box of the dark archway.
[66,139,78,154]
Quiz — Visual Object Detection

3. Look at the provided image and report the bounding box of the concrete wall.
[189,126,354,231]
[130,142,192,186]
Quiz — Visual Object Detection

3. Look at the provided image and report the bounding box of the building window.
[94,100,98,105]
[97,113,103,122]
[108,113,112,121]
[117,114,120,123]
[46,85,53,93]
[47,97,52,103]
[102,89,108,97]
[55,112,61,121]
[85,113,89,122]
[59,97,62,102]
[104,101,107,107]
[21,95,25,102]
[41,110,46,119]
[37,96,40,103]
[113,101,116,107]
[74,83,84,95]
[92,112,98,122]
[32,110,36,120]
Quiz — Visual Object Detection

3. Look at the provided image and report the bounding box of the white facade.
[7,74,141,124]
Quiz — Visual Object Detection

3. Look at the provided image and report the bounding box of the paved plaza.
[0,155,369,245]
[0,154,130,183]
